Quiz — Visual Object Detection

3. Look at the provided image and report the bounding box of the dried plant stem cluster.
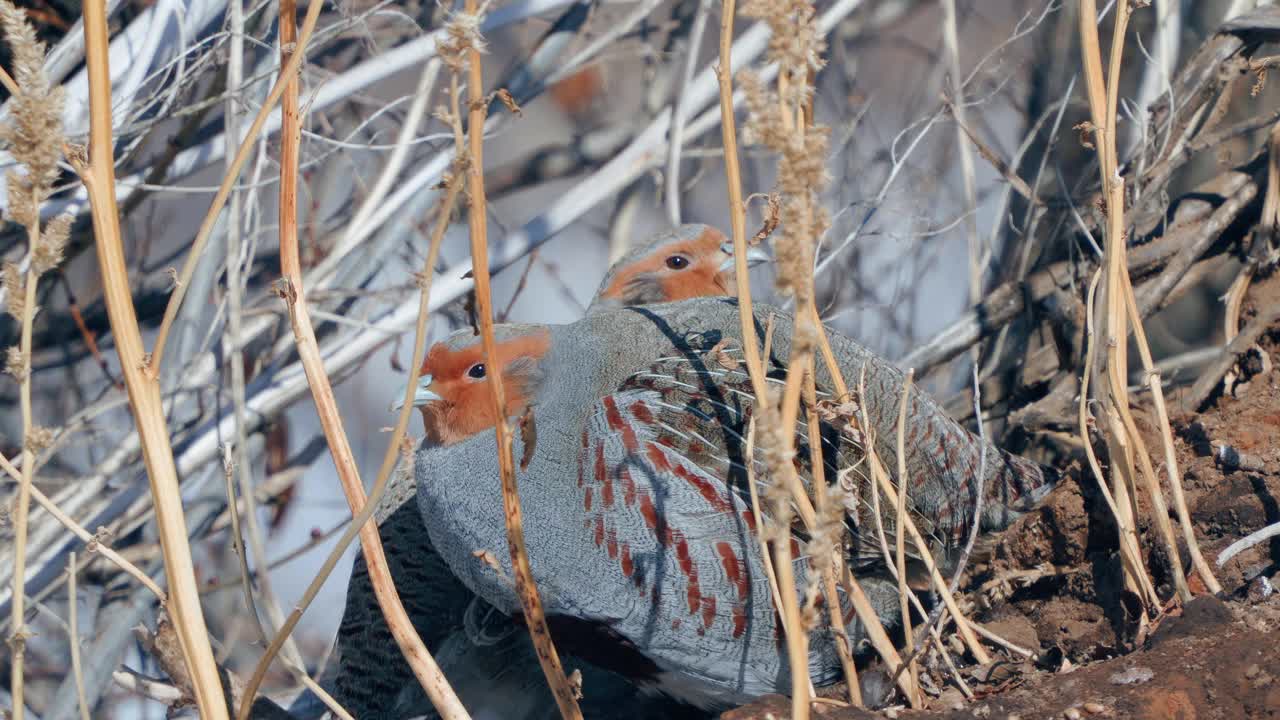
[716,0,893,715]
[1075,0,1220,616]
[714,0,1025,711]
[237,6,466,719]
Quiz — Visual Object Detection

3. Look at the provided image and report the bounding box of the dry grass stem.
[1121,278,1221,594]
[72,0,229,714]
[837,562,919,701]
[745,418,792,637]
[803,373,861,705]
[716,2,810,714]
[970,621,1035,659]
[458,1,582,714]
[859,428,989,665]
[893,370,920,703]
[66,553,91,720]
[1,4,63,709]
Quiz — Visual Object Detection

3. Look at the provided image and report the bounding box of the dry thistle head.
[0,0,66,225]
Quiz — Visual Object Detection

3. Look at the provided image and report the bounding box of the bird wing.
[603,347,945,574]
[578,380,774,645]
[574,353,877,702]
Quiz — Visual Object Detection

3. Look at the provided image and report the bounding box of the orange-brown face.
[413,330,551,446]
[597,227,734,306]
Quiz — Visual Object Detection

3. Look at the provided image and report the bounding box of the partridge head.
[395,325,551,446]
[588,224,768,311]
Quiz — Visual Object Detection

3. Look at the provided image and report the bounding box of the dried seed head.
[4,345,23,379]
[25,425,54,453]
[0,0,65,216]
[32,214,71,275]
[6,171,37,229]
[2,262,25,320]
[740,0,827,79]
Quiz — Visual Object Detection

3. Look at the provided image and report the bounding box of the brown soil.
[725,275,1280,719]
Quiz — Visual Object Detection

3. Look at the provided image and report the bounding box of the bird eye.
[467,363,486,379]
[665,255,690,270]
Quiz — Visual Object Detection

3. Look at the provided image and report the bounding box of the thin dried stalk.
[8,222,38,720]
[859,437,989,664]
[970,621,1035,659]
[940,0,982,330]
[745,324,797,640]
[1121,275,1220,594]
[1218,520,1280,567]
[147,0,325,374]
[220,0,311,681]
[0,454,167,601]
[837,562,918,701]
[76,2,228,715]
[893,370,919,704]
[459,1,582,714]
[67,554,91,720]
[2,5,57,707]
[236,8,467,718]
[802,374,861,706]
[716,1,803,707]
[745,418,792,637]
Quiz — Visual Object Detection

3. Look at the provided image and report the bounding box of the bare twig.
[1121,277,1222,594]
[665,0,712,225]
[147,0,325,375]
[802,373,861,705]
[950,364,988,596]
[1077,270,1160,607]
[1217,520,1280,567]
[1185,297,1280,409]
[893,369,920,704]
[219,0,304,676]
[7,174,38,720]
[66,554,90,720]
[940,0,982,338]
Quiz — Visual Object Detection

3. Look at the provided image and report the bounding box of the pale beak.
[718,242,770,273]
[391,374,442,412]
